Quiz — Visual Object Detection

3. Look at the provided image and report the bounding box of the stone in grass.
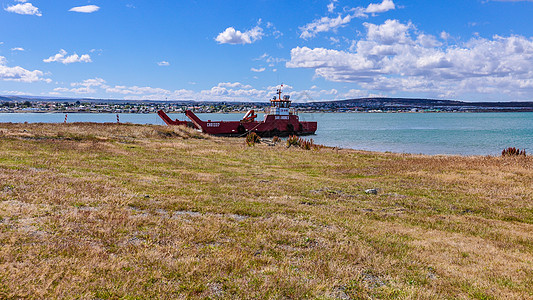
[330,286,350,300]
[365,188,379,195]
[207,282,224,297]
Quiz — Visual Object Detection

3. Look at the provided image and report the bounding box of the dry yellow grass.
[0,122,532,299]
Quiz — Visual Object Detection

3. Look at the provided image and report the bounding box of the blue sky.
[2,0,533,102]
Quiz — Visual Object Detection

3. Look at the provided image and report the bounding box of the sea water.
[1,112,532,156]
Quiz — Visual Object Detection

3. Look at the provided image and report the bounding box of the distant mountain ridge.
[2,95,533,110]
[311,97,533,109]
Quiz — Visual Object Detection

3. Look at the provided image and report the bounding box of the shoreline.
[0,121,525,158]
[2,112,531,157]
[3,110,533,114]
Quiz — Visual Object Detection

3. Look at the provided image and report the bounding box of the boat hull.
[156,110,316,136]
[157,110,189,126]
[185,111,316,137]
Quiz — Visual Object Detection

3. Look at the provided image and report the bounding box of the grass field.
[0,123,532,299]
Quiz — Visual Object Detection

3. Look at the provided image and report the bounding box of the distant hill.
[0,95,195,105]
[3,95,533,111]
[302,97,533,111]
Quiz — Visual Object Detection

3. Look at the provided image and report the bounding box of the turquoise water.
[1,112,532,155]
[304,112,533,156]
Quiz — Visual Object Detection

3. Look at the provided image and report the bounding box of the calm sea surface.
[1,112,532,156]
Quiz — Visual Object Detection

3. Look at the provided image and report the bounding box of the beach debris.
[365,188,379,195]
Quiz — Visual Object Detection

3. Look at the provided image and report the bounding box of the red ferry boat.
[157,85,317,137]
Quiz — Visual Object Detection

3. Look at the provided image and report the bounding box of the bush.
[246,132,261,146]
[502,147,526,157]
[286,135,323,150]
[300,138,313,150]
[286,135,300,148]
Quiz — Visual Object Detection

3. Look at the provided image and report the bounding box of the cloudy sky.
[2,0,533,102]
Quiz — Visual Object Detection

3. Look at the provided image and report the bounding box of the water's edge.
[1,112,532,156]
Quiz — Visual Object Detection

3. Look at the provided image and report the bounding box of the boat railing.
[264,107,298,115]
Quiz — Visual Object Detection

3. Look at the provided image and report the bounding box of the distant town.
[2,95,533,113]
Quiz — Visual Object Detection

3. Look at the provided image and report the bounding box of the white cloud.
[0,56,45,82]
[201,85,269,100]
[254,53,268,60]
[5,2,42,16]
[300,14,355,39]
[254,53,286,67]
[251,67,266,72]
[52,78,177,99]
[43,49,92,64]
[217,82,252,89]
[365,0,396,14]
[343,89,371,99]
[364,19,412,45]
[71,78,106,88]
[215,25,264,44]
[54,87,95,94]
[157,61,170,66]
[283,87,339,102]
[2,90,28,95]
[52,78,342,101]
[11,47,25,51]
[69,5,100,13]
[53,78,107,94]
[417,34,442,48]
[327,0,338,13]
[299,1,396,39]
[330,37,340,44]
[287,19,533,100]
[105,85,171,95]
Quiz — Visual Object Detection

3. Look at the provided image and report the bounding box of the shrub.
[287,135,323,150]
[286,135,300,148]
[272,136,281,144]
[300,138,312,150]
[502,147,526,157]
[246,132,261,146]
